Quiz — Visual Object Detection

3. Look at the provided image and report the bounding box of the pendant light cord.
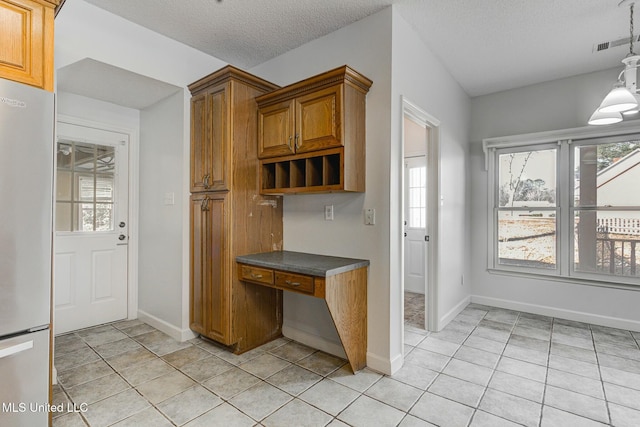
[630,3,635,56]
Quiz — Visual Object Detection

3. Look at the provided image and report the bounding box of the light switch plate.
[364,208,375,225]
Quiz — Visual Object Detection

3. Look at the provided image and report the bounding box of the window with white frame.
[487,130,640,285]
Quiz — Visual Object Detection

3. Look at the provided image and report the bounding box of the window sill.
[487,268,640,291]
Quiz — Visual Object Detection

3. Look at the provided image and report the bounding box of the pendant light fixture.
[589,0,640,125]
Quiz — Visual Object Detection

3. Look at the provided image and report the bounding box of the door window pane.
[408,166,426,228]
[55,140,116,232]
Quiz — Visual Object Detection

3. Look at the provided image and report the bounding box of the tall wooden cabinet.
[0,0,59,91]
[188,66,284,352]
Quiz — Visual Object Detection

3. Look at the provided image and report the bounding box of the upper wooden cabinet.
[256,66,372,194]
[189,67,279,193]
[0,0,59,91]
[258,85,343,158]
[190,82,229,192]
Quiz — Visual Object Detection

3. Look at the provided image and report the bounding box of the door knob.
[118,234,126,241]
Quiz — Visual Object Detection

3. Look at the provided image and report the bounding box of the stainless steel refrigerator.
[0,78,54,426]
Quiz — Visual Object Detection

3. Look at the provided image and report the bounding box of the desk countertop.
[236,251,369,277]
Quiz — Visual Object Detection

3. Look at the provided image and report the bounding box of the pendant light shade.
[588,109,623,126]
[598,85,638,113]
[587,1,640,125]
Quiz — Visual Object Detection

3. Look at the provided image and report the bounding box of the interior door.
[404,156,427,294]
[54,122,129,335]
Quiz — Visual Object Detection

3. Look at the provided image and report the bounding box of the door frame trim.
[401,97,440,333]
[56,114,139,321]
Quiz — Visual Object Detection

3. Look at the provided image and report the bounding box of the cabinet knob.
[250,273,263,279]
[295,133,300,149]
[203,174,210,189]
[287,136,293,151]
[285,280,301,286]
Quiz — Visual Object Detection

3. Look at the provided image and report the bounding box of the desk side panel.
[324,267,368,372]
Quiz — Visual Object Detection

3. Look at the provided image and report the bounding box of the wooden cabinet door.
[190,193,231,343]
[190,84,229,192]
[258,99,295,158]
[295,85,342,154]
[0,0,55,91]
[189,194,208,335]
[190,93,209,193]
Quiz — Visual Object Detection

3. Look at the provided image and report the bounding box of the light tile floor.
[53,304,640,426]
[404,292,425,330]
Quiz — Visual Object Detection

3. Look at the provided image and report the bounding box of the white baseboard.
[471,295,640,332]
[137,309,196,342]
[367,351,402,376]
[439,295,471,331]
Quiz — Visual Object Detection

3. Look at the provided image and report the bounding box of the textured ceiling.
[81,0,634,97]
[84,0,397,69]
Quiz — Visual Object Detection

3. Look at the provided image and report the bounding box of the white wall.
[391,11,472,338]
[55,0,227,337]
[469,68,640,331]
[56,92,140,130]
[250,8,394,372]
[138,91,185,328]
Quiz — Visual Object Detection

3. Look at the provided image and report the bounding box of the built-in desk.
[236,251,369,373]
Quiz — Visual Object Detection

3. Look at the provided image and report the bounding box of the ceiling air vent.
[593,34,640,52]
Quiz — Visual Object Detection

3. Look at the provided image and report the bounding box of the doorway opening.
[401,97,440,340]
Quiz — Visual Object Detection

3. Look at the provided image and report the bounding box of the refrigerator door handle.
[0,340,33,359]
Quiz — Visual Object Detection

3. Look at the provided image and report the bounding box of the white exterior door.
[54,122,129,334]
[404,156,427,294]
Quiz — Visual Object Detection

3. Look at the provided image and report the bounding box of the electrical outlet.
[364,208,375,225]
[325,205,334,221]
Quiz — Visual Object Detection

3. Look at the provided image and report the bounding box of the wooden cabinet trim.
[189,64,279,95]
[255,65,372,107]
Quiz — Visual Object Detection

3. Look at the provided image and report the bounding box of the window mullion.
[559,140,571,277]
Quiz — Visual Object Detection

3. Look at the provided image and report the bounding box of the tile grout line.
[592,323,614,427]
